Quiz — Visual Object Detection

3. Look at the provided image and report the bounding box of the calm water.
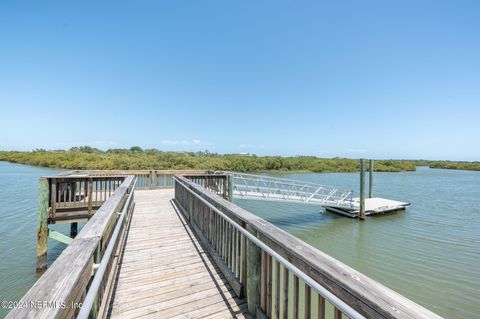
[0,162,74,318]
[235,167,480,318]
[0,163,478,318]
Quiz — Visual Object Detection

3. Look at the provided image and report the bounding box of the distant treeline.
[0,147,478,172]
[0,146,418,172]
[428,161,480,171]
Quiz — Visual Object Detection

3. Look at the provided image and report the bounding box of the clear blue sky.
[1,1,479,160]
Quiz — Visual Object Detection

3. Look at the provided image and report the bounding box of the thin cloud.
[238,144,264,149]
[159,139,205,146]
[345,148,367,154]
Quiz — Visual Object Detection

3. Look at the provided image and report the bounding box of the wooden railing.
[183,174,231,199]
[43,170,207,221]
[65,169,206,190]
[45,175,125,221]
[7,176,136,319]
[174,174,443,319]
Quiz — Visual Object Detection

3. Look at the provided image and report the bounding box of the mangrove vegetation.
[0,147,417,172]
[0,147,478,173]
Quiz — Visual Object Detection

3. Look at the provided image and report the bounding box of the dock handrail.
[6,175,136,319]
[174,174,442,319]
[230,171,355,206]
[77,178,136,319]
[174,175,364,319]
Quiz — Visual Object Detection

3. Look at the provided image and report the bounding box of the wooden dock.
[7,170,443,319]
[108,189,250,319]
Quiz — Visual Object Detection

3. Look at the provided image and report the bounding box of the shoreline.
[2,159,480,174]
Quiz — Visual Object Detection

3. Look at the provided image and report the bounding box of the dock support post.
[246,224,261,315]
[359,159,366,220]
[369,159,374,198]
[70,222,78,238]
[228,174,234,202]
[36,177,49,272]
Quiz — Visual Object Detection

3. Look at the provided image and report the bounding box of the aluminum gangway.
[222,172,409,217]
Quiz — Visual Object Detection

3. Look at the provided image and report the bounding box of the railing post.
[88,177,93,214]
[222,176,228,199]
[149,170,156,189]
[36,177,49,271]
[188,192,193,221]
[246,224,261,315]
[369,159,374,198]
[228,174,234,202]
[359,159,366,220]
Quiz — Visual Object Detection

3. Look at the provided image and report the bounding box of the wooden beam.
[48,229,73,245]
[36,177,49,272]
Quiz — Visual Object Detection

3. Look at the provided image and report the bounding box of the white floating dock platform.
[324,197,410,218]
[230,172,410,218]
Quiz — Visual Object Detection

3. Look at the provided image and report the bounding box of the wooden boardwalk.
[107,189,250,319]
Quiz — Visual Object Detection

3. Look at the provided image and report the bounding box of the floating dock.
[324,197,410,218]
[230,169,410,218]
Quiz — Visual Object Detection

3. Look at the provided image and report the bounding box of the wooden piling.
[369,159,374,198]
[359,159,366,220]
[70,222,78,238]
[246,224,261,315]
[36,177,49,272]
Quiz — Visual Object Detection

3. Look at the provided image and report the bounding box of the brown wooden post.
[246,224,261,315]
[36,177,49,271]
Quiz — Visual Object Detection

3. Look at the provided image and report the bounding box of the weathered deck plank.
[108,189,251,319]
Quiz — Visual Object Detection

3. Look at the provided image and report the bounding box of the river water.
[0,162,68,318]
[234,167,480,318]
[0,162,478,318]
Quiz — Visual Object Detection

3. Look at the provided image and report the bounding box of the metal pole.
[359,159,366,220]
[369,159,374,198]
